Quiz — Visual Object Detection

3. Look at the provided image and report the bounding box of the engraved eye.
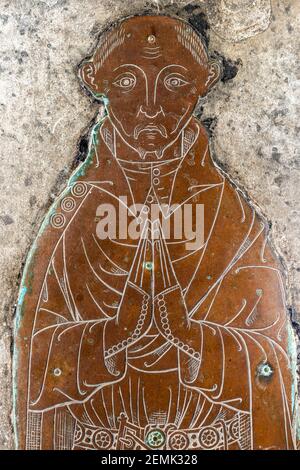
[164,74,189,91]
[113,73,136,91]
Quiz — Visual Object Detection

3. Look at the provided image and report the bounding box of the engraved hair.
[175,23,209,68]
[92,18,210,71]
[93,26,126,72]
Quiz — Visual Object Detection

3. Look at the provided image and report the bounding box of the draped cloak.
[14,117,297,450]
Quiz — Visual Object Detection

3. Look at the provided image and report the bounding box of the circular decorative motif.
[50,213,65,229]
[146,195,154,204]
[71,181,88,198]
[61,196,76,212]
[228,419,240,440]
[145,429,165,449]
[198,426,220,449]
[168,431,189,450]
[73,422,84,444]
[93,429,113,450]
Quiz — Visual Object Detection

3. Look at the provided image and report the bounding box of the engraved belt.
[73,412,251,450]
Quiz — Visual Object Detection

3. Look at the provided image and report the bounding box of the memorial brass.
[14,15,297,450]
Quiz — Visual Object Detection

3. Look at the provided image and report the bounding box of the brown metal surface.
[14,15,297,450]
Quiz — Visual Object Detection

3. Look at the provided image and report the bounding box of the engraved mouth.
[134,124,167,140]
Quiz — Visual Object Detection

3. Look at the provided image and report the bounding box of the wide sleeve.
[179,228,295,448]
[29,237,126,412]
[29,319,126,411]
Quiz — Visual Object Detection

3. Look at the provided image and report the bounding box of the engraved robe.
[15,117,296,450]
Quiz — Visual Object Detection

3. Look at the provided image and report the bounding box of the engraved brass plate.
[14,15,297,450]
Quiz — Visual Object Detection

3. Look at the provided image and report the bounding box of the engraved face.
[107,61,197,158]
[80,16,220,160]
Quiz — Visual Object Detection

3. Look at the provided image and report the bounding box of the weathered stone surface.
[206,0,272,42]
[0,0,299,450]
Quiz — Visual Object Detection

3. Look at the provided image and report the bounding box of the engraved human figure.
[16,16,296,450]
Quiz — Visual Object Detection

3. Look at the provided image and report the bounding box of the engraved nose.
[138,104,164,119]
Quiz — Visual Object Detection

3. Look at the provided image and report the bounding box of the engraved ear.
[205,59,222,90]
[79,61,99,94]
